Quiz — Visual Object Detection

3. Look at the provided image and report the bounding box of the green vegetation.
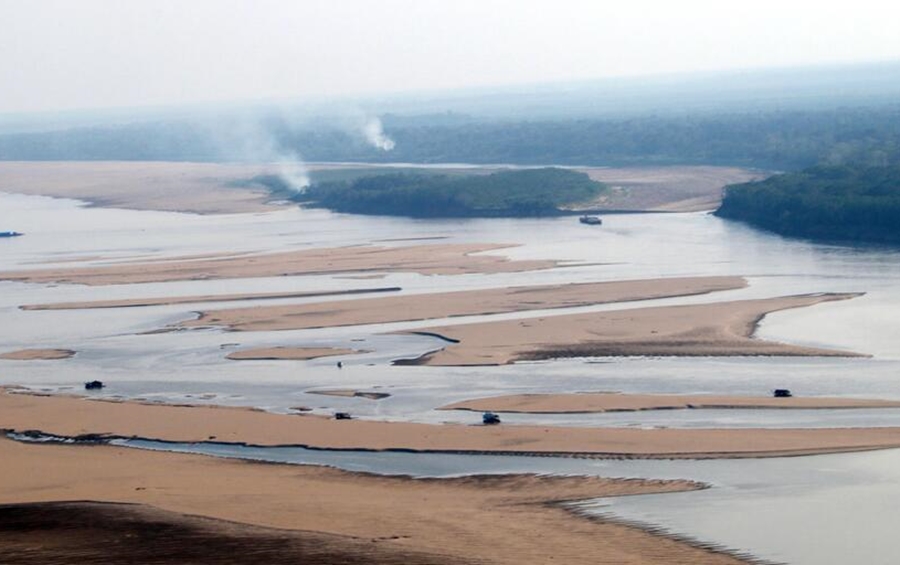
[297,168,605,218]
[715,165,900,244]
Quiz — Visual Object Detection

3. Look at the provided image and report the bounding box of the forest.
[296,168,605,218]
[715,164,900,244]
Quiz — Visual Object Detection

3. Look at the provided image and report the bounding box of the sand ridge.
[0,243,557,286]
[4,391,900,459]
[226,347,360,361]
[0,349,76,361]
[440,393,900,413]
[179,276,747,332]
[405,293,864,365]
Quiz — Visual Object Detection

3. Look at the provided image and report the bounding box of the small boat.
[84,380,105,390]
[482,412,501,425]
[579,215,602,225]
[0,231,23,238]
[773,388,793,398]
[334,412,352,420]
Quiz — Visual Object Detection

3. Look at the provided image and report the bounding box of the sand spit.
[0,349,75,361]
[21,287,401,311]
[0,161,284,214]
[180,276,747,332]
[0,438,754,565]
[441,393,900,413]
[580,166,765,212]
[307,389,392,400]
[3,391,900,459]
[0,243,556,286]
[226,347,360,361]
[406,293,864,366]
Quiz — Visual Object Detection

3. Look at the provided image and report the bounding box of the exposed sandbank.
[21,287,401,311]
[3,391,900,459]
[307,389,391,400]
[180,276,747,332]
[0,349,75,361]
[580,166,765,212]
[0,161,283,214]
[0,438,747,565]
[404,293,864,366]
[0,243,555,285]
[226,347,360,361]
[441,393,900,413]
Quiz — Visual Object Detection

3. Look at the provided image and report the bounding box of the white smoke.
[362,116,395,151]
[276,152,310,193]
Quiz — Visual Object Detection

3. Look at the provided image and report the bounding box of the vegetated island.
[716,164,900,244]
[293,167,607,218]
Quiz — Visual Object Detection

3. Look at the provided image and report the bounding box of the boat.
[773,388,793,398]
[0,231,23,238]
[482,412,501,425]
[578,215,602,225]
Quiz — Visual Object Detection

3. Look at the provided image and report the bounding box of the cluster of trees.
[4,105,900,170]
[298,168,604,218]
[715,165,900,244]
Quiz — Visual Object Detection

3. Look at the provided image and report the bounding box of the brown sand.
[0,243,556,285]
[180,276,747,332]
[20,287,401,311]
[4,391,900,459]
[0,349,75,361]
[441,393,900,413]
[0,161,284,214]
[407,293,864,366]
[0,438,750,565]
[579,166,766,212]
[226,347,359,361]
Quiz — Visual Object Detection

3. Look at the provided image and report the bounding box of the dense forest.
[295,168,605,218]
[3,105,900,170]
[715,165,900,244]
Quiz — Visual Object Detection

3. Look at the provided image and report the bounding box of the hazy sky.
[3,0,900,114]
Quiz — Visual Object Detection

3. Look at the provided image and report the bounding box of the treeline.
[715,165,900,244]
[3,105,900,170]
[298,168,604,218]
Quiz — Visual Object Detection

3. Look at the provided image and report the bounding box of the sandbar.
[0,437,747,565]
[3,391,900,459]
[405,293,863,366]
[307,389,391,400]
[0,161,283,214]
[21,287,401,311]
[441,393,900,413]
[180,276,747,332]
[0,243,555,285]
[0,349,75,361]
[226,347,359,361]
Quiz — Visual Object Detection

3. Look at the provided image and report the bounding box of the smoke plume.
[362,116,395,151]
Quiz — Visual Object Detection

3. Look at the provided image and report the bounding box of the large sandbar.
[405,293,863,366]
[180,276,747,332]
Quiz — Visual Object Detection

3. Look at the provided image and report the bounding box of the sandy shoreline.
[4,391,900,459]
[0,437,752,565]
[20,287,401,310]
[1,243,556,285]
[180,276,746,332]
[405,293,864,365]
[0,349,75,361]
[226,347,360,361]
[441,393,900,413]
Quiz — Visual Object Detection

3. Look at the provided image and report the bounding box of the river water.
[2,189,900,563]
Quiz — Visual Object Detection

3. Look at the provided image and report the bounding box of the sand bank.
[21,287,401,311]
[441,393,900,413]
[0,161,284,214]
[3,391,900,459]
[307,389,391,400]
[226,347,359,361]
[180,276,746,332]
[1,243,555,285]
[0,349,75,361]
[0,438,751,565]
[580,166,765,212]
[405,293,863,366]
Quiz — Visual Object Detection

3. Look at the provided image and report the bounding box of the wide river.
[2,188,900,564]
